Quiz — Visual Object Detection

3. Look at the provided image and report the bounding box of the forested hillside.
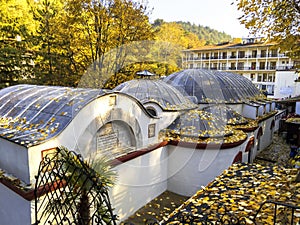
[176,21,232,45]
[153,19,232,45]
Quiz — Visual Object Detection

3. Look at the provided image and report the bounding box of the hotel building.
[182,38,299,99]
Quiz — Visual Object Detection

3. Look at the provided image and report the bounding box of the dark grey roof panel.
[164,69,261,103]
[114,79,196,111]
[0,85,105,147]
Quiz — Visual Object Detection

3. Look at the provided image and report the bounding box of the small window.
[109,95,116,106]
[146,107,157,117]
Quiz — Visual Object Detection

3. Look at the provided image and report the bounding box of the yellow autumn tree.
[233,0,300,60]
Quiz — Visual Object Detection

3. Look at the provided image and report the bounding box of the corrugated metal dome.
[164,69,261,103]
[114,79,196,111]
[0,85,105,147]
[164,109,232,138]
[202,105,248,125]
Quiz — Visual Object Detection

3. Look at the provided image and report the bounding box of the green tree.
[31,0,80,86]
[234,0,300,59]
[0,0,36,88]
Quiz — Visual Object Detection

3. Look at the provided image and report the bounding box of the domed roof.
[0,85,105,147]
[164,69,261,103]
[114,79,196,111]
[164,110,232,138]
[160,109,247,145]
[202,105,248,125]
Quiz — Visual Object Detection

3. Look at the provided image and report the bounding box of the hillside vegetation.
[177,21,232,45]
[153,19,233,46]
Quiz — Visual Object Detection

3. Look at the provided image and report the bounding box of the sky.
[146,0,250,38]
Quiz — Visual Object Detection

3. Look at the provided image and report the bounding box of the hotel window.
[270,49,277,57]
[263,73,267,82]
[259,62,265,69]
[261,50,267,57]
[268,74,272,82]
[221,63,226,69]
[267,85,274,95]
[238,51,245,58]
[252,50,257,58]
[231,51,236,58]
[257,74,262,82]
[250,74,255,81]
[268,74,276,82]
[230,62,236,70]
[237,62,244,70]
[222,52,227,59]
[270,62,276,70]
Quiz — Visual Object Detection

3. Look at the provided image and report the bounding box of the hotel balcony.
[189,65,295,71]
[183,53,288,61]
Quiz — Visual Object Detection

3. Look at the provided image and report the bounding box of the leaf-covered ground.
[164,163,299,224]
[121,133,300,225]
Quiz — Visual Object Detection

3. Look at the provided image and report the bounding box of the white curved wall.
[167,142,246,197]
[258,117,274,151]
[28,93,164,184]
[110,147,168,222]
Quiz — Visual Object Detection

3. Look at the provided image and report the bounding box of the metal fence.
[33,148,117,225]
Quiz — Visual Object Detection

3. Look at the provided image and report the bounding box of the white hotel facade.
[182,38,299,99]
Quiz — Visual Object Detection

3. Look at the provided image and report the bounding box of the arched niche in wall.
[96,121,137,160]
[256,127,263,151]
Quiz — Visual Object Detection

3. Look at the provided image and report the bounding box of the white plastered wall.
[0,183,31,225]
[274,71,298,99]
[258,117,274,151]
[0,138,29,184]
[27,93,165,185]
[242,104,258,119]
[109,147,168,222]
[167,141,247,197]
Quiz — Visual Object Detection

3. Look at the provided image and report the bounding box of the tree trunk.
[77,190,90,225]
